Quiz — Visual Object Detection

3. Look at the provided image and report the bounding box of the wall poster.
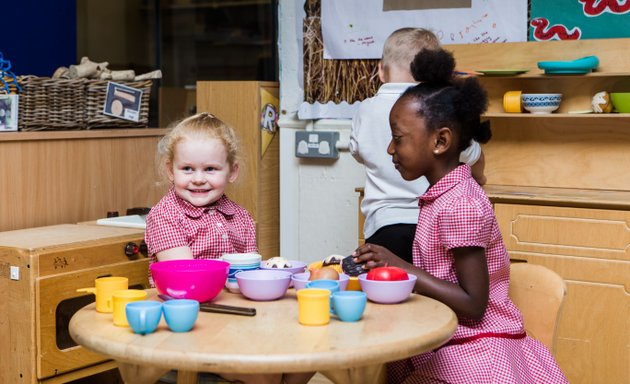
[321,0,528,59]
[530,0,630,41]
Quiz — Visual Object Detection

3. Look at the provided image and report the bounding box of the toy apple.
[366,266,408,281]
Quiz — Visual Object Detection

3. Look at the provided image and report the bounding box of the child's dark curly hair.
[403,48,491,152]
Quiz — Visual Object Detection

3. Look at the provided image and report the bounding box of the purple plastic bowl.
[259,260,308,275]
[291,272,350,291]
[150,259,229,302]
[235,269,292,301]
[358,273,417,304]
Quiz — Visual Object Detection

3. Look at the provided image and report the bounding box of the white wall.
[278,1,365,263]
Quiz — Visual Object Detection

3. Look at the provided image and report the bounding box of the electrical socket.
[295,131,340,159]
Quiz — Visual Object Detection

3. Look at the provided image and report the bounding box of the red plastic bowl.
[150,259,229,302]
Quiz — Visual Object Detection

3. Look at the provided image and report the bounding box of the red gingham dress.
[387,165,568,384]
[145,188,258,285]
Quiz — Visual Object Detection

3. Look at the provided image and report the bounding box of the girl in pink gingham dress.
[145,112,258,282]
[352,49,568,383]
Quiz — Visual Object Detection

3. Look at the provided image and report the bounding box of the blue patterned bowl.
[521,93,562,114]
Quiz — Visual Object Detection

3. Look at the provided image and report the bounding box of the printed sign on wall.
[321,0,528,59]
[530,0,630,41]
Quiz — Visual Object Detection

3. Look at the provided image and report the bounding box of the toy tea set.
[76,253,417,334]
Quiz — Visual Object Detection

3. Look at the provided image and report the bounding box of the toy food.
[309,256,343,274]
[309,267,339,281]
[322,254,344,266]
[263,257,292,268]
[592,91,613,113]
[341,256,365,277]
[366,266,408,281]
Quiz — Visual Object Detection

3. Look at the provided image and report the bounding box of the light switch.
[10,266,19,280]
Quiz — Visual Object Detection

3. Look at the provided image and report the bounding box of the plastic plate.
[537,56,599,75]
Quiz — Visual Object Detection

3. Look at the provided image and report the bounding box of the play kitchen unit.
[445,38,630,383]
[0,224,149,383]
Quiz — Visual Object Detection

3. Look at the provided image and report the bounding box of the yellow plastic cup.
[503,91,523,113]
[297,288,330,326]
[76,276,129,313]
[112,289,148,327]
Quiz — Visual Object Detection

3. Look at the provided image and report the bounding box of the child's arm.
[459,140,486,186]
[352,243,489,319]
[470,150,487,186]
[155,246,194,261]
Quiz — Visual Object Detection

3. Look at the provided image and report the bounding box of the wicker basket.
[85,79,152,129]
[17,76,87,131]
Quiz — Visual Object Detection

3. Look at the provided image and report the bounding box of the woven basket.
[85,80,152,129]
[17,76,87,131]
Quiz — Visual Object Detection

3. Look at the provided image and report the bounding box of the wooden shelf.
[478,71,630,79]
[0,128,168,142]
[484,113,630,118]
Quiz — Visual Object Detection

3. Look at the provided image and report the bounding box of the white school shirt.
[349,82,481,239]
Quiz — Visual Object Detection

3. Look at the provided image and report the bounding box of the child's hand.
[352,243,404,271]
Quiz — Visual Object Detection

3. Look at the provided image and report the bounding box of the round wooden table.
[70,288,456,384]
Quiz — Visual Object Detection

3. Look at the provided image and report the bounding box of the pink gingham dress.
[145,188,257,285]
[387,165,568,384]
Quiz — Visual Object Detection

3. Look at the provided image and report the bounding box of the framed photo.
[0,94,18,132]
[103,81,143,122]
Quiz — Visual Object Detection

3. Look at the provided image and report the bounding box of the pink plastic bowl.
[358,273,417,304]
[235,269,292,301]
[150,259,229,302]
[291,272,350,291]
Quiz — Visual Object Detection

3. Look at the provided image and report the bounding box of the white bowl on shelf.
[521,93,562,114]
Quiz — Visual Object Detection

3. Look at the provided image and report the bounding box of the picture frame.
[0,94,18,132]
[102,81,143,122]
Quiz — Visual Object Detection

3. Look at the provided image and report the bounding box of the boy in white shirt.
[350,28,486,263]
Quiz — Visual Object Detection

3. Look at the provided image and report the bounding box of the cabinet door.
[495,203,630,384]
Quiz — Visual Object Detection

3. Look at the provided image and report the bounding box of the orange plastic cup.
[346,276,362,291]
[503,91,523,113]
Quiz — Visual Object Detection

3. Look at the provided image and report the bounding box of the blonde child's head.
[157,112,240,183]
[379,28,440,83]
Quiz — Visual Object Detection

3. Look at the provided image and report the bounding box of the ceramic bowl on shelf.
[235,269,292,301]
[358,273,417,304]
[610,92,630,113]
[521,93,562,114]
[150,259,229,302]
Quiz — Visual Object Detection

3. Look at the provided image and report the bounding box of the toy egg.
[592,91,613,113]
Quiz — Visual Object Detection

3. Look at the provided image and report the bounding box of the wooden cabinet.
[0,129,168,232]
[494,202,630,383]
[446,38,630,383]
[197,81,280,259]
[0,224,149,383]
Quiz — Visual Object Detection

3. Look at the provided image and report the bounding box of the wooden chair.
[508,262,567,354]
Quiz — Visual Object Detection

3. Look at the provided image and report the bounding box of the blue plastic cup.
[331,291,367,322]
[163,299,200,332]
[125,300,163,335]
[306,280,340,313]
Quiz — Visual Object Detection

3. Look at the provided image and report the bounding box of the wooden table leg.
[321,363,386,384]
[117,361,170,384]
[177,370,198,384]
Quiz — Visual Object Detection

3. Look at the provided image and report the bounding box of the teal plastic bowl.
[610,93,630,113]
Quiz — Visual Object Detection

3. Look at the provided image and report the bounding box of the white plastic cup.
[221,253,262,293]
